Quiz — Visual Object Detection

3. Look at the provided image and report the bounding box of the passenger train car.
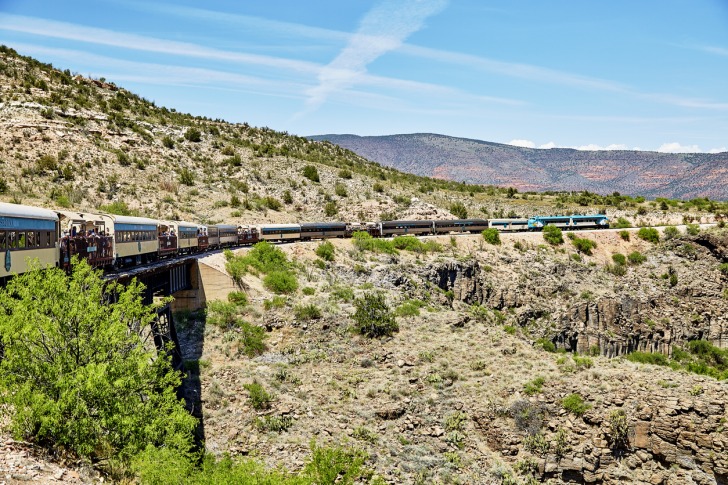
[0,201,609,280]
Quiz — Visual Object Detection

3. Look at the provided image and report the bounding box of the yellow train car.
[109,215,160,267]
[0,202,59,279]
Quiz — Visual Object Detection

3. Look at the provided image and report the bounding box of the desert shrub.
[509,400,546,435]
[295,304,322,321]
[161,135,174,148]
[627,251,646,265]
[619,230,630,241]
[607,409,629,448]
[606,263,627,276]
[573,355,594,369]
[238,322,267,357]
[0,260,196,465]
[184,127,201,142]
[625,351,669,366]
[372,182,384,193]
[523,376,546,396]
[262,196,282,211]
[205,300,241,329]
[338,169,352,179]
[301,287,315,296]
[282,190,293,204]
[302,165,320,182]
[561,393,591,416]
[227,291,248,306]
[264,270,299,294]
[243,381,272,410]
[179,167,195,186]
[613,217,631,229]
[523,433,550,456]
[449,202,468,219]
[481,228,501,245]
[36,153,58,172]
[264,296,287,310]
[334,183,348,197]
[352,293,398,338]
[612,253,626,265]
[330,286,355,302]
[542,225,563,245]
[392,236,441,253]
[719,263,728,276]
[535,338,556,352]
[686,223,700,236]
[324,201,338,217]
[637,227,659,243]
[663,225,679,240]
[315,241,335,261]
[352,231,396,254]
[571,237,597,255]
[394,299,425,317]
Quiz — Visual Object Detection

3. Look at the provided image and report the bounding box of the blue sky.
[1,0,727,153]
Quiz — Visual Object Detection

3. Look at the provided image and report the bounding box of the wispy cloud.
[0,14,319,74]
[300,0,448,115]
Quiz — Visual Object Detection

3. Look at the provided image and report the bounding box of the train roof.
[160,220,200,229]
[210,224,237,230]
[433,218,488,224]
[0,202,58,221]
[110,215,160,226]
[259,223,301,229]
[56,210,108,224]
[300,222,347,228]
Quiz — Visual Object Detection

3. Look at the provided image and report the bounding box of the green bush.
[330,286,355,302]
[264,270,299,294]
[449,202,468,219]
[264,296,287,310]
[612,253,626,265]
[315,241,335,261]
[295,304,322,321]
[0,260,196,465]
[227,291,248,306]
[243,381,272,410]
[481,228,501,245]
[571,237,597,255]
[613,217,631,229]
[238,322,267,357]
[561,393,591,416]
[719,263,728,276]
[179,167,195,186]
[663,225,679,240]
[627,251,646,265]
[523,376,546,396]
[619,230,630,241]
[134,441,367,485]
[625,351,669,366]
[637,227,660,243]
[324,201,338,217]
[302,165,320,182]
[353,293,398,338]
[205,300,241,329]
[302,287,315,296]
[391,236,441,253]
[686,223,700,236]
[352,231,396,254]
[184,127,202,142]
[334,183,348,197]
[607,409,629,448]
[394,299,425,317]
[161,135,174,149]
[535,338,556,352]
[542,224,563,245]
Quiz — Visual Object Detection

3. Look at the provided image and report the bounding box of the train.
[0,201,609,279]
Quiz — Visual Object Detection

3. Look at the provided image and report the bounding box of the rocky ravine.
[172,226,728,484]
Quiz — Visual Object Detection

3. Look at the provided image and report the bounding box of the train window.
[7,232,16,249]
[17,232,26,249]
[27,232,36,248]
[0,231,5,250]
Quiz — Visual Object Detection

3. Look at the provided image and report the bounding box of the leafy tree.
[0,260,196,465]
[352,293,398,338]
[542,224,563,245]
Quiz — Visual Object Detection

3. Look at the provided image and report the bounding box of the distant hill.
[308,133,728,200]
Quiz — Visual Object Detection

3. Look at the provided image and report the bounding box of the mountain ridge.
[308,133,728,200]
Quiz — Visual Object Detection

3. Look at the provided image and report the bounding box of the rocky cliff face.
[423,233,728,357]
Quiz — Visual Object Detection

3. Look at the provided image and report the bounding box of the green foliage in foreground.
[0,260,196,467]
[134,440,368,485]
[353,293,399,338]
[315,240,335,261]
[224,242,299,293]
[626,340,728,380]
[352,231,397,254]
[571,236,597,255]
[561,393,591,416]
[542,224,563,245]
[391,235,441,253]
